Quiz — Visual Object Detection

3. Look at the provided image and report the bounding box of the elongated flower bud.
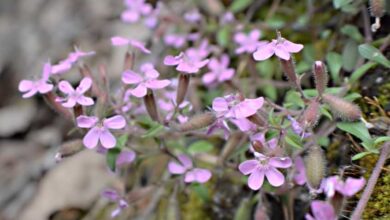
[280,58,298,85]
[313,61,328,97]
[302,99,320,128]
[175,112,216,132]
[144,90,160,122]
[176,74,190,105]
[370,0,385,18]
[304,146,326,189]
[55,139,84,162]
[322,94,362,121]
[218,132,242,166]
[124,51,134,70]
[247,113,266,127]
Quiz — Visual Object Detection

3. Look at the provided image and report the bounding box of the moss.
[181,189,212,220]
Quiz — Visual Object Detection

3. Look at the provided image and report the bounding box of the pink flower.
[202,54,235,86]
[230,118,257,132]
[122,63,170,98]
[287,115,311,138]
[116,150,136,168]
[293,156,306,185]
[18,62,53,98]
[184,9,202,23]
[234,29,267,54]
[164,40,210,74]
[56,77,94,108]
[168,154,212,183]
[239,152,292,190]
[102,189,129,218]
[305,200,336,220]
[253,35,303,61]
[51,47,95,75]
[121,0,152,23]
[220,11,235,25]
[111,36,151,54]
[321,176,365,198]
[164,34,187,49]
[212,94,264,119]
[76,115,126,149]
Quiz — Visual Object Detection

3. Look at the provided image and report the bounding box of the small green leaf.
[341,25,363,42]
[116,134,128,149]
[320,106,333,120]
[337,121,372,143]
[317,136,330,147]
[229,0,252,13]
[333,0,352,8]
[217,26,230,47]
[285,133,302,149]
[285,91,304,108]
[350,62,377,83]
[374,136,390,145]
[106,147,121,171]
[142,123,164,138]
[352,151,373,161]
[342,40,358,72]
[358,44,390,68]
[191,184,210,202]
[262,85,277,101]
[326,52,342,83]
[343,92,362,102]
[188,140,214,154]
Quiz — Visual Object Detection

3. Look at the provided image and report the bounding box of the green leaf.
[320,106,333,120]
[229,0,252,13]
[116,134,128,149]
[188,140,214,154]
[285,133,303,149]
[262,84,277,101]
[374,136,390,145]
[217,26,230,47]
[349,62,377,83]
[341,25,363,42]
[342,40,358,72]
[358,44,390,68]
[352,151,373,161]
[333,0,352,8]
[317,136,330,147]
[326,52,342,83]
[106,147,121,171]
[284,91,304,108]
[142,123,164,138]
[191,184,210,202]
[343,92,362,102]
[337,121,372,143]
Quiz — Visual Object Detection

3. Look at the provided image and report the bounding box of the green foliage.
[350,62,377,83]
[341,24,363,42]
[188,140,214,154]
[229,0,252,13]
[142,123,164,138]
[106,147,121,171]
[326,52,342,83]
[358,44,390,68]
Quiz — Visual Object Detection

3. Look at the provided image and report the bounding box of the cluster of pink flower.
[18,1,367,219]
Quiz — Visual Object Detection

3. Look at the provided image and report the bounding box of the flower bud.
[218,132,242,166]
[143,90,160,122]
[301,99,320,128]
[175,112,216,132]
[55,139,84,162]
[247,113,266,127]
[304,146,326,189]
[280,58,298,85]
[123,51,134,70]
[176,74,190,105]
[322,94,362,121]
[370,0,385,18]
[313,61,328,97]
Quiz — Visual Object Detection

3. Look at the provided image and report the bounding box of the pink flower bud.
[313,61,328,97]
[280,58,297,85]
[176,74,190,105]
[143,91,160,122]
[302,99,320,128]
[322,94,362,121]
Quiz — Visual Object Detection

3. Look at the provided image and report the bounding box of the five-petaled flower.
[111,36,151,54]
[101,188,129,218]
[212,94,264,119]
[122,63,170,98]
[77,115,126,149]
[18,62,54,98]
[202,54,235,86]
[51,47,95,75]
[121,0,152,23]
[239,152,292,190]
[57,77,94,108]
[253,33,303,61]
[305,200,336,220]
[321,175,365,198]
[168,154,212,183]
[234,29,267,54]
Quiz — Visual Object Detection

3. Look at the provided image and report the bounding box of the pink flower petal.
[22,88,38,98]
[83,127,100,149]
[248,169,265,190]
[265,167,285,187]
[76,96,94,106]
[129,40,151,54]
[51,62,72,74]
[269,157,292,168]
[37,82,53,94]
[282,40,304,53]
[42,62,52,80]
[103,115,126,129]
[207,58,219,71]
[18,80,33,92]
[249,29,261,40]
[310,201,336,220]
[274,45,290,60]
[111,36,130,46]
[168,161,186,174]
[130,84,147,97]
[77,115,98,128]
[116,150,136,167]
[177,154,193,169]
[239,159,259,175]
[122,71,143,84]
[100,129,116,148]
[253,42,274,61]
[202,72,217,85]
[212,97,228,113]
[218,69,235,82]
[234,32,247,44]
[58,80,75,94]
[339,177,365,196]
[121,10,140,23]
[231,118,256,132]
[163,55,181,66]
[177,62,198,73]
[185,168,212,183]
[62,98,77,108]
[76,77,92,94]
[232,102,258,119]
[145,79,170,89]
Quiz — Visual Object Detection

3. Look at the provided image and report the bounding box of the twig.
[350,141,390,220]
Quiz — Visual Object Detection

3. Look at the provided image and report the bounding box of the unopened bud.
[55,139,84,162]
[301,99,320,128]
[252,141,264,153]
[175,112,216,132]
[313,61,328,97]
[322,94,362,121]
[304,146,326,189]
[370,0,385,18]
[124,51,134,70]
[247,113,266,127]
[176,74,190,105]
[144,91,160,122]
[218,132,242,166]
[280,58,298,85]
